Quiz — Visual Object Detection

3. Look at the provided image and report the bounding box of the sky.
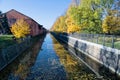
[0,0,71,29]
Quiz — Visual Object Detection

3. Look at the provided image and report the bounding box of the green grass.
[84,38,120,50]
[114,41,120,50]
[0,35,15,49]
[97,38,120,50]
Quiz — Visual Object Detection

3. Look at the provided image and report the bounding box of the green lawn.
[114,41,120,50]
[79,37,120,50]
[89,38,120,50]
[0,35,15,49]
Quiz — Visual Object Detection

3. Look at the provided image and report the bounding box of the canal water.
[0,34,119,80]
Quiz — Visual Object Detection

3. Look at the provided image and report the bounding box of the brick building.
[0,9,46,36]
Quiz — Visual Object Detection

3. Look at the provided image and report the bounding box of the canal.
[0,34,119,80]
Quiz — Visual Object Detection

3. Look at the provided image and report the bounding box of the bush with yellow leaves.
[11,19,31,38]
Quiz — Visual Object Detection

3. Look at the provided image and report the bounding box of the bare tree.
[71,0,80,6]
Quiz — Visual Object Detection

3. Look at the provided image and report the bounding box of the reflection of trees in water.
[0,36,45,80]
[14,37,45,79]
[51,36,96,80]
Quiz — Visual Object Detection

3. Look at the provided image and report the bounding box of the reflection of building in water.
[14,36,45,79]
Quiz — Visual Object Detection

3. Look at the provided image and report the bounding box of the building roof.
[6,9,42,27]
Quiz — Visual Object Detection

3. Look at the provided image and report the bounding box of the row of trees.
[51,0,120,34]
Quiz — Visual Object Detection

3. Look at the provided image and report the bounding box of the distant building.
[0,9,46,36]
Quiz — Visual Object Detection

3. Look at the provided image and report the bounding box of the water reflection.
[0,35,46,80]
[66,43,120,80]
[53,35,120,80]
[1,34,119,80]
[51,35,97,80]
[26,34,66,80]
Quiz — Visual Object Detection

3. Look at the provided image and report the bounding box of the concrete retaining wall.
[53,33,120,76]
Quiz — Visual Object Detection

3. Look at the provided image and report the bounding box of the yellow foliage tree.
[65,15,80,33]
[67,25,80,33]
[102,16,120,34]
[11,19,31,38]
[51,16,67,33]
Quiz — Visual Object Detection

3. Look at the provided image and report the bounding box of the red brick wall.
[6,9,45,36]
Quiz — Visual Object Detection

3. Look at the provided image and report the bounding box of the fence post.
[112,35,114,48]
[91,34,93,42]
[96,34,98,44]
[103,34,105,46]
[87,34,89,41]
[93,34,94,42]
[88,34,90,41]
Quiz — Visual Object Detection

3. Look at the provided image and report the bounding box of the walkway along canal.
[0,33,119,80]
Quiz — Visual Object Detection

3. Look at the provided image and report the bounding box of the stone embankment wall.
[52,33,120,76]
[0,39,32,71]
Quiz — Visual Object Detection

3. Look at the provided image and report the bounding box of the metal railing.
[65,33,120,50]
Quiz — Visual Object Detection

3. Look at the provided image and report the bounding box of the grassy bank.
[0,34,46,49]
[0,35,15,49]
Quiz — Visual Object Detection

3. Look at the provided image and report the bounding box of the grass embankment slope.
[0,35,15,49]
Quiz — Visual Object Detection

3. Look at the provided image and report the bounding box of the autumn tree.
[80,0,102,33]
[101,0,120,34]
[100,0,114,17]
[66,0,102,33]
[11,19,30,38]
[65,6,80,33]
[51,0,120,34]
[51,15,67,33]
[102,10,120,34]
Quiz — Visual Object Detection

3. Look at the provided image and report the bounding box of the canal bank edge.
[0,34,46,72]
[51,33,120,76]
[0,39,32,72]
